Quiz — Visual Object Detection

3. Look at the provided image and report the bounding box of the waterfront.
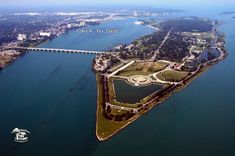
[1,8,235,156]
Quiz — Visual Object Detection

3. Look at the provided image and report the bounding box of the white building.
[67,21,86,29]
[17,34,27,41]
[39,32,51,37]
[67,24,72,28]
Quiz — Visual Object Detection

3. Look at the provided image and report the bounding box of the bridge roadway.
[1,46,119,55]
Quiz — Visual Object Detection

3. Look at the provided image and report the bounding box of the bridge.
[1,46,120,55]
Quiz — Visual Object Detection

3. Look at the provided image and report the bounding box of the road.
[150,27,173,61]
[107,61,135,78]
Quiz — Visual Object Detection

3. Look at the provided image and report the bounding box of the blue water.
[39,18,154,50]
[0,7,235,156]
[0,18,155,156]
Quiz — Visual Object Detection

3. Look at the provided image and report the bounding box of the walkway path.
[150,27,173,61]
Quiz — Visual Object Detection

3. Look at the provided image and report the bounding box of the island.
[93,17,227,141]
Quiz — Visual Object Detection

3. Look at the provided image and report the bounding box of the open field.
[157,70,189,82]
[117,61,168,77]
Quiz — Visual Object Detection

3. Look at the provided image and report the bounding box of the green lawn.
[149,62,168,72]
[158,70,189,82]
[117,61,168,77]
[156,74,166,81]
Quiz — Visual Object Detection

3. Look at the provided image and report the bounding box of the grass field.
[117,61,168,77]
[156,74,166,81]
[157,70,189,82]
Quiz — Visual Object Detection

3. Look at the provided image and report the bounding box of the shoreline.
[147,25,160,31]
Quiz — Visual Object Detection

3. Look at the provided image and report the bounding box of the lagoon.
[114,80,163,104]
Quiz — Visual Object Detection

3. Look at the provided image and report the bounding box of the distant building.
[79,21,86,26]
[67,24,72,28]
[39,32,51,37]
[67,22,86,29]
[17,34,27,41]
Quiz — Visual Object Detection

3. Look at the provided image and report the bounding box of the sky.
[1,0,235,9]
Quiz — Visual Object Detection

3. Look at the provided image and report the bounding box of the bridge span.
[1,46,119,55]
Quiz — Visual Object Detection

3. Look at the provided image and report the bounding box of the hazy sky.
[2,0,235,8]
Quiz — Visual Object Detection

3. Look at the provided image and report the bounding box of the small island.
[93,17,227,141]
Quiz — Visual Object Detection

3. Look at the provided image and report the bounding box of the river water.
[0,8,235,156]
